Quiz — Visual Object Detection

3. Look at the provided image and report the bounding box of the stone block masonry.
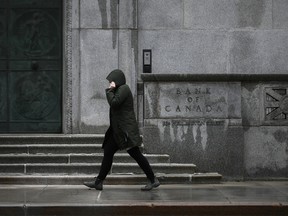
[144,82,241,119]
[142,77,244,178]
[66,0,288,179]
[138,0,288,75]
[141,74,288,179]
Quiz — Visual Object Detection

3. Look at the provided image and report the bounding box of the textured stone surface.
[79,29,139,133]
[138,30,228,74]
[227,82,242,118]
[72,0,79,29]
[242,83,288,126]
[229,30,288,74]
[64,0,288,181]
[144,82,241,119]
[273,0,288,29]
[80,0,102,28]
[80,0,136,29]
[138,0,183,29]
[119,0,137,29]
[241,83,261,126]
[72,29,80,133]
[143,119,244,177]
[119,30,138,95]
[0,182,287,216]
[261,84,288,125]
[80,29,118,133]
[184,0,272,29]
[141,74,288,82]
[244,126,288,178]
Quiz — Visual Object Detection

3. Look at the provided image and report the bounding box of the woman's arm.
[106,85,129,108]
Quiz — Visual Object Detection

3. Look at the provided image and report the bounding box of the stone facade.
[68,0,288,179]
[242,82,288,178]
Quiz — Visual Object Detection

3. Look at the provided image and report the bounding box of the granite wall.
[142,79,244,178]
[71,0,138,133]
[70,0,288,179]
[137,0,288,179]
[242,83,288,178]
[138,0,288,75]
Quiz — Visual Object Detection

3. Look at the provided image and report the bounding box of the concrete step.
[0,134,104,144]
[0,153,170,164]
[0,144,103,154]
[0,163,196,175]
[0,173,222,185]
[0,135,222,185]
[0,144,145,154]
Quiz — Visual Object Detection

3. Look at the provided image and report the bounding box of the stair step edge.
[0,134,105,144]
[0,163,196,166]
[0,153,170,157]
[0,173,222,185]
[0,144,103,147]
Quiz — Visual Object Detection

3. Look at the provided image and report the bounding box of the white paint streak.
[97,191,102,202]
[192,125,197,144]
[170,125,175,142]
[199,123,208,151]
[159,121,208,150]
[159,122,165,143]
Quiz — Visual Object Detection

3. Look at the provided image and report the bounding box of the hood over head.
[106,69,126,87]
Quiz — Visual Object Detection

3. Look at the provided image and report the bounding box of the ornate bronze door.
[0,0,62,133]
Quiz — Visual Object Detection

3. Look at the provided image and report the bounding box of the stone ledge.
[141,74,288,82]
[0,134,105,144]
[0,173,222,185]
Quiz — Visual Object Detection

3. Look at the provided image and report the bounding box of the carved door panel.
[0,0,62,133]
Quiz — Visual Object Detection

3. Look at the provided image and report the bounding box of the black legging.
[97,135,155,183]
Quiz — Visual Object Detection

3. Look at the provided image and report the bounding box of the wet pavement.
[0,181,287,215]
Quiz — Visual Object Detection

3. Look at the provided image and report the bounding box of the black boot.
[141,177,160,191]
[83,178,103,191]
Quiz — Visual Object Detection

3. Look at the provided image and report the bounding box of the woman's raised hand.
[109,81,116,89]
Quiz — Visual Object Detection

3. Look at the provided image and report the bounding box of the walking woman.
[84,69,160,191]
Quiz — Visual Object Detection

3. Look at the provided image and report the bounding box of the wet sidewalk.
[0,181,287,216]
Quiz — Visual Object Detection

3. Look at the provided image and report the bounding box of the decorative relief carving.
[264,87,288,121]
[11,72,58,120]
[63,0,73,133]
[145,83,235,119]
[163,87,223,115]
[11,10,59,57]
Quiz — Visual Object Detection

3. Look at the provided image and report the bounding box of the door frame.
[62,0,73,134]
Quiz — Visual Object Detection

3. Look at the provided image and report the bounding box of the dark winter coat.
[103,69,142,150]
